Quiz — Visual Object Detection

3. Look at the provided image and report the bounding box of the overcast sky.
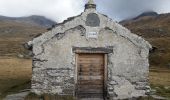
[0,0,170,22]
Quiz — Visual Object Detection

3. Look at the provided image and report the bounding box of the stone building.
[27,0,152,99]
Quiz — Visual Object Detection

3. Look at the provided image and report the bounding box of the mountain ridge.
[120,11,170,38]
[120,11,159,23]
[120,11,170,68]
[0,15,53,57]
[133,11,158,20]
[0,15,56,28]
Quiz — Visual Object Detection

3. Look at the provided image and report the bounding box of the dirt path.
[3,91,30,100]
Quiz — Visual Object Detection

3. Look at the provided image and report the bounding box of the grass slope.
[0,20,47,57]
[0,57,32,99]
[121,13,170,68]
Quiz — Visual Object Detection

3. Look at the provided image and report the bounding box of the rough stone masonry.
[27,0,152,99]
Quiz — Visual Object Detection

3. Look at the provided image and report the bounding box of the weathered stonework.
[27,1,152,100]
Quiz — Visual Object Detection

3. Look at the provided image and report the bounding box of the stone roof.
[26,1,152,52]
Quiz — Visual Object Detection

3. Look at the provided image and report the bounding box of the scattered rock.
[19,89,31,93]
[164,86,170,90]
[110,81,117,85]
[151,95,167,100]
[155,87,160,90]
[17,54,24,58]
[150,89,157,95]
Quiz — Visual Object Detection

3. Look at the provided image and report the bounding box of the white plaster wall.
[30,8,151,99]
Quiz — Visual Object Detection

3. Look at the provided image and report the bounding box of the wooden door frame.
[104,54,108,99]
[73,47,113,99]
[74,53,108,99]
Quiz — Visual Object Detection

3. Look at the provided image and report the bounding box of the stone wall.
[29,8,151,99]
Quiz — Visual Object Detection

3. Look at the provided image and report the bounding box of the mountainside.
[0,15,56,57]
[121,11,170,38]
[121,11,170,68]
[121,11,159,23]
[133,11,158,20]
[0,15,56,28]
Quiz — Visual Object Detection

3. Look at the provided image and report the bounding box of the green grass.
[0,58,32,99]
[150,84,170,99]
[0,81,31,99]
[150,67,170,99]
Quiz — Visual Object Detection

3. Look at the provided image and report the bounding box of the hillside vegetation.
[121,12,170,68]
[0,15,54,98]
[0,15,56,57]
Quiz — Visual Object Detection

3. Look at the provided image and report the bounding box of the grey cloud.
[0,0,170,22]
[0,0,85,22]
[96,0,170,21]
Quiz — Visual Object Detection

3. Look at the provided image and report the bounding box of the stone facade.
[27,1,152,100]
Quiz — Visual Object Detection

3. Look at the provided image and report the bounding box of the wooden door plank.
[77,53,105,99]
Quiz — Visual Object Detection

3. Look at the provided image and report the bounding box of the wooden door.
[76,53,105,99]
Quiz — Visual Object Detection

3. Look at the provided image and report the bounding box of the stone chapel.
[27,0,152,99]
